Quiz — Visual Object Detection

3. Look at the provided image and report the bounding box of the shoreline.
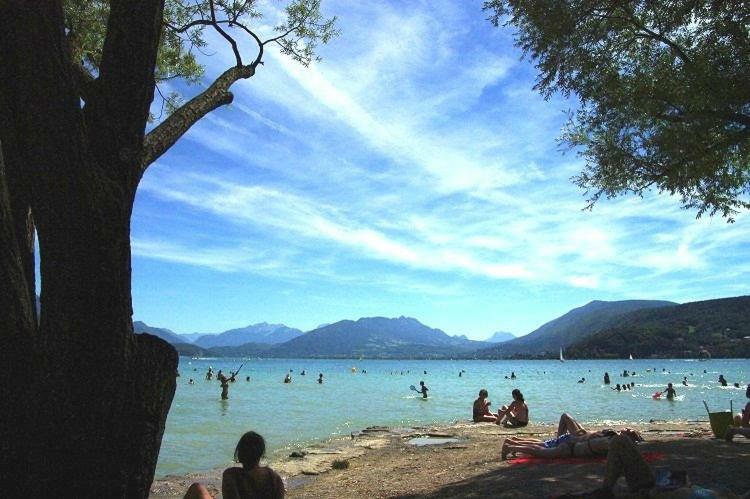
[150,417,750,498]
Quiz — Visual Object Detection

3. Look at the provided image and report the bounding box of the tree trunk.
[0,2,177,497]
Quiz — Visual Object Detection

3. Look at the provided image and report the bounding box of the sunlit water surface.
[156,358,748,477]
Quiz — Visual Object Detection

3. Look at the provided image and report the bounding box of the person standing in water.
[283,373,292,384]
[206,366,213,381]
[218,371,230,400]
[604,372,610,384]
[719,374,728,386]
[664,383,676,399]
[419,380,429,399]
[318,373,323,384]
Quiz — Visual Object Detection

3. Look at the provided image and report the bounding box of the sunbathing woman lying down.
[501,427,643,460]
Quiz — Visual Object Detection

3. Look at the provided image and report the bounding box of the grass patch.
[332,459,349,470]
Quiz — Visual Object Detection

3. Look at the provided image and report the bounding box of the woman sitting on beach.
[501,428,643,461]
[184,431,285,499]
[473,389,497,423]
[726,384,750,442]
[496,389,529,427]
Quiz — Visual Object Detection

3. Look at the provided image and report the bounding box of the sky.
[131,0,750,340]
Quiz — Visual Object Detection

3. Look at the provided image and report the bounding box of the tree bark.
[0,1,177,497]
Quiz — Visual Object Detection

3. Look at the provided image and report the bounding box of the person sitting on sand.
[473,389,497,423]
[496,389,528,427]
[501,428,642,460]
[557,433,750,498]
[726,384,750,440]
[184,431,284,499]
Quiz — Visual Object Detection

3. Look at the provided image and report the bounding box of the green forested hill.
[566,296,750,358]
[475,299,677,357]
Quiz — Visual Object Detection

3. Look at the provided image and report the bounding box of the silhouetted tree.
[0,1,336,496]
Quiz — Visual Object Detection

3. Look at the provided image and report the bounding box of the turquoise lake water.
[156,358,749,477]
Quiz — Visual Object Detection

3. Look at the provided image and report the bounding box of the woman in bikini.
[501,428,642,460]
[473,389,498,423]
[496,389,529,427]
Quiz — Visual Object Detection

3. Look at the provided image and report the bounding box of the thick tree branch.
[93,0,165,181]
[140,64,255,171]
[71,60,95,102]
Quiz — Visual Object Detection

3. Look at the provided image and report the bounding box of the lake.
[156,357,748,477]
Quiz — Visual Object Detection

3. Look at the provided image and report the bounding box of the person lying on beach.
[558,433,750,498]
[473,389,497,423]
[496,389,528,427]
[501,428,642,461]
[184,431,285,499]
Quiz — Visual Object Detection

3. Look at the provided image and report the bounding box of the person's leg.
[726,426,750,441]
[558,413,585,436]
[602,434,654,493]
[184,483,212,499]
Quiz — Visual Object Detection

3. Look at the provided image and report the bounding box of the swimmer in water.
[283,373,292,384]
[614,384,621,392]
[603,372,610,384]
[719,374,728,387]
[318,373,323,384]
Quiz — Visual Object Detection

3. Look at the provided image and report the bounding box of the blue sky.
[131,0,750,340]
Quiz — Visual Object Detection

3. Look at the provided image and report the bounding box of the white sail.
[559,347,565,362]
[629,353,634,360]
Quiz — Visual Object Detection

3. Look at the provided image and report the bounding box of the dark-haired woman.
[473,389,497,422]
[185,431,284,499]
[496,389,529,427]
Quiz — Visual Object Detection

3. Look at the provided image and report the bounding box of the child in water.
[664,383,676,399]
[419,381,429,398]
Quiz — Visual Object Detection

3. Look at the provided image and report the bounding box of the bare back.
[222,466,285,499]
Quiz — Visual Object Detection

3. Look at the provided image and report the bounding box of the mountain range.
[133,295,750,359]
[193,323,303,348]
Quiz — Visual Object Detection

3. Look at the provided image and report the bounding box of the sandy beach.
[150,419,750,498]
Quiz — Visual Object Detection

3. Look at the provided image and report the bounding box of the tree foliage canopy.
[65,0,338,117]
[484,0,750,220]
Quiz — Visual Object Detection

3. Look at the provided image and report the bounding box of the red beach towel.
[509,451,665,466]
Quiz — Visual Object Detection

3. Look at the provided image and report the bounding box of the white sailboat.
[559,347,565,362]
[629,353,634,360]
